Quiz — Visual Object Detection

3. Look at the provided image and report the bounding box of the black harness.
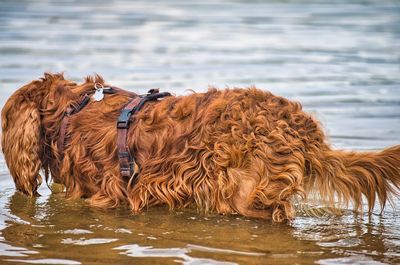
[116,89,171,184]
[58,85,171,186]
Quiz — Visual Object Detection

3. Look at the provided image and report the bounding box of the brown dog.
[1,73,399,222]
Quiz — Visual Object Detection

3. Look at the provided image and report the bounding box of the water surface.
[0,0,399,264]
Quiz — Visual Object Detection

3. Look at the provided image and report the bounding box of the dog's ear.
[2,93,42,196]
[1,74,64,196]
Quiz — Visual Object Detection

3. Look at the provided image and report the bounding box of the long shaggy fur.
[1,73,399,222]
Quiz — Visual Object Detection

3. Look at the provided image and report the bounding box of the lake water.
[0,0,399,264]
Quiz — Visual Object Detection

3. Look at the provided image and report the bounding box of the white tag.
[93,88,104,101]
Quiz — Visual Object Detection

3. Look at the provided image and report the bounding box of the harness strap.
[57,94,91,155]
[116,90,171,182]
[116,97,142,179]
[57,86,137,156]
[57,84,171,187]
[104,86,138,97]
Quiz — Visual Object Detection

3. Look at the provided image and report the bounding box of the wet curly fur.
[1,73,400,222]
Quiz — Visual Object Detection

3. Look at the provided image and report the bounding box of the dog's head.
[1,73,95,196]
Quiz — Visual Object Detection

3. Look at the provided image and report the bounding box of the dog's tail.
[304,145,400,212]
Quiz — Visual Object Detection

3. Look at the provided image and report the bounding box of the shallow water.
[0,0,399,264]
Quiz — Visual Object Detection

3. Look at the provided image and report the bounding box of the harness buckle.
[147,88,160,95]
[118,151,131,159]
[117,109,132,129]
[117,120,129,129]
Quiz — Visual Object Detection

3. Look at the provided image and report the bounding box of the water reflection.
[0,189,398,264]
[292,211,400,264]
[114,244,240,265]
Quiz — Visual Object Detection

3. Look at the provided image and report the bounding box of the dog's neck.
[39,82,97,181]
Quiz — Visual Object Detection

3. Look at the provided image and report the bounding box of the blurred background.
[0,1,399,264]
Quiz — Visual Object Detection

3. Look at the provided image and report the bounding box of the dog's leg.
[232,176,272,219]
[227,153,305,221]
[222,167,271,219]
